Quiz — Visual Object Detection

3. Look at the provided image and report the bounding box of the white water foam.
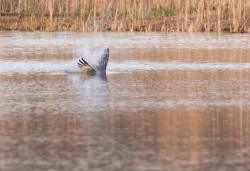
[1,59,250,75]
[0,60,76,74]
[108,61,250,73]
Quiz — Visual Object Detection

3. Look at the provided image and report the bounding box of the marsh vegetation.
[0,0,250,32]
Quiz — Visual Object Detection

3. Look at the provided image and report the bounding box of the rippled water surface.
[0,31,250,171]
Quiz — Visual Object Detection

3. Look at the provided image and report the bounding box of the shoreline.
[1,14,249,33]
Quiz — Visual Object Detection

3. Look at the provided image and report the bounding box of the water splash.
[1,59,250,74]
[0,48,109,74]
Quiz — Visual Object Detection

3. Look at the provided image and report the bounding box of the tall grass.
[0,0,250,32]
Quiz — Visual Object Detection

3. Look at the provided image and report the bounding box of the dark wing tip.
[77,58,92,68]
[79,59,85,65]
[78,58,90,65]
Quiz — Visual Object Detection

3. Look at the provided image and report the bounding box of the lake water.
[0,31,250,171]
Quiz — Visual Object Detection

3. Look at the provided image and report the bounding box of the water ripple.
[0,32,250,57]
[1,60,250,74]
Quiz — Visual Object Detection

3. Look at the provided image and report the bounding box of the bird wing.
[77,48,109,72]
[77,58,95,72]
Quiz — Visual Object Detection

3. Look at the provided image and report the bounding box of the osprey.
[77,48,109,72]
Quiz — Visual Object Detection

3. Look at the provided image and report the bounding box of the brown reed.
[0,0,250,32]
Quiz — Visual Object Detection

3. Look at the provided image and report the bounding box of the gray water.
[0,31,250,171]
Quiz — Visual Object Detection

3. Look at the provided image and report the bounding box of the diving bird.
[77,48,109,72]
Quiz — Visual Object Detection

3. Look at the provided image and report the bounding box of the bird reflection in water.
[66,71,110,112]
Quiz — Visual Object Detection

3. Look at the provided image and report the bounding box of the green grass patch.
[147,7,175,17]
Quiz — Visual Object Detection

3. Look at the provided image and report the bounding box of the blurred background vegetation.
[0,0,249,32]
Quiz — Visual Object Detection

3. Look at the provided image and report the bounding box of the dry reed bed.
[0,0,250,32]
